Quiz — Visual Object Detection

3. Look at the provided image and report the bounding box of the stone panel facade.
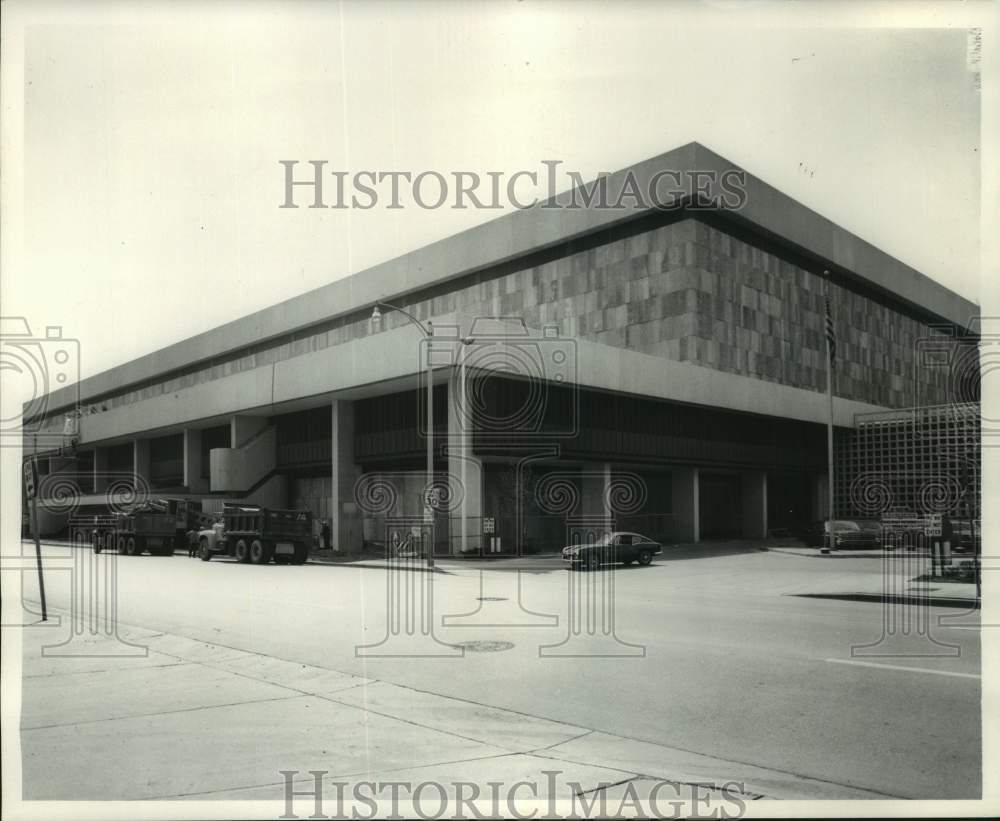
[511,219,953,409]
[52,217,957,424]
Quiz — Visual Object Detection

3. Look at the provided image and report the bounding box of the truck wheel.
[234,539,251,563]
[125,536,139,556]
[249,539,273,565]
[199,538,212,561]
[290,542,308,565]
[117,535,127,553]
[93,535,102,554]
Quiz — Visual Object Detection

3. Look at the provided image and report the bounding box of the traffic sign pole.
[24,441,47,621]
[31,494,47,622]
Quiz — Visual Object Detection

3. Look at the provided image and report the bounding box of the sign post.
[822,270,836,555]
[23,447,48,621]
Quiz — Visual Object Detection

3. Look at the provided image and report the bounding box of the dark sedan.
[561,531,663,569]
[805,519,883,549]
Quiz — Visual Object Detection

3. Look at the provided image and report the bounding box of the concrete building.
[23,142,979,550]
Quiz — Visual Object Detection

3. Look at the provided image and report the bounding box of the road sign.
[23,459,37,499]
[483,517,495,534]
[926,514,943,537]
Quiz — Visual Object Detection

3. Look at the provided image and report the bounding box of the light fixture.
[370,304,382,329]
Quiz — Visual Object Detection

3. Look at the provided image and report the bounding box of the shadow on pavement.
[793,591,979,609]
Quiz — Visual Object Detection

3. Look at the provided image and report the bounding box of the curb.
[793,592,979,609]
[762,546,932,559]
[307,557,448,573]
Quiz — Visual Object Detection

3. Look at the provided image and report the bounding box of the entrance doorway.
[699,473,742,538]
[767,471,813,535]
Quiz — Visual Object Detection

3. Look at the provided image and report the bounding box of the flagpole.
[823,270,835,555]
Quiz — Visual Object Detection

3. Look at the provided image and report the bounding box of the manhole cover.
[450,640,515,652]
[475,596,508,602]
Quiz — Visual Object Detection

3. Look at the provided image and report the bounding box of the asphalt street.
[11,541,982,800]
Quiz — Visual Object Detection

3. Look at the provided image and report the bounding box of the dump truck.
[89,499,212,556]
[197,505,312,565]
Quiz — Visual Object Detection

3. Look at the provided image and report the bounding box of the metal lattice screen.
[838,403,980,519]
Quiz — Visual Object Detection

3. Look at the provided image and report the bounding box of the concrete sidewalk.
[766,547,979,608]
[16,608,890,804]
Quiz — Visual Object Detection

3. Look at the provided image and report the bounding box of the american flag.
[824,293,837,364]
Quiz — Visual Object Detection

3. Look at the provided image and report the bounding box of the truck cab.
[197,519,226,554]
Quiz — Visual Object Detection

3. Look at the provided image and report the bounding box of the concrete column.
[741,471,768,539]
[447,370,483,555]
[602,462,612,519]
[331,400,362,554]
[812,473,829,520]
[231,415,269,447]
[94,447,109,495]
[671,466,699,543]
[183,428,209,494]
[133,439,150,490]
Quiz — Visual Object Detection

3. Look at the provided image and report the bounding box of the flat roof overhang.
[48,316,891,453]
[37,141,979,414]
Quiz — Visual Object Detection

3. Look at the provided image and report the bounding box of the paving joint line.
[21,693,305,732]
[22,660,189,679]
[317,691,534,753]
[531,729,594,752]
[540,754,769,800]
[157,750,528,800]
[539,730,906,799]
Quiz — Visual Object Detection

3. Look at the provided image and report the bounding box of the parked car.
[561,531,662,569]
[947,518,980,554]
[805,519,882,549]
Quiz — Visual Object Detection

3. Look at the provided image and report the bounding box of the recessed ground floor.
[29,375,836,552]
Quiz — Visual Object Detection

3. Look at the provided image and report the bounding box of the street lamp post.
[370,302,436,568]
[458,336,474,554]
[822,270,836,555]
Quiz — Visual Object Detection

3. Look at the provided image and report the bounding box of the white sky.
[2,0,989,384]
